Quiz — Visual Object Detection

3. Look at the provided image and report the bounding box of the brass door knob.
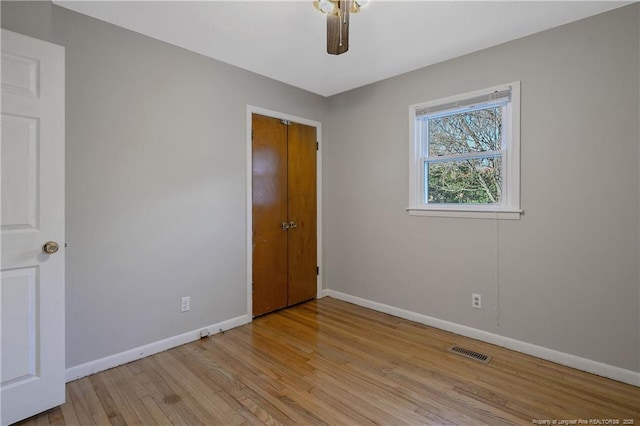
[43,241,59,254]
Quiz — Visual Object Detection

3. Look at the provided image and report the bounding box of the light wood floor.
[17,297,639,425]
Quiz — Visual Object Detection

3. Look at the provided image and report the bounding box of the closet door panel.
[252,114,288,316]
[287,122,317,306]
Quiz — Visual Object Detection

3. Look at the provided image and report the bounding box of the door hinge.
[316,266,319,275]
[316,141,319,151]
[280,119,292,126]
[251,130,253,140]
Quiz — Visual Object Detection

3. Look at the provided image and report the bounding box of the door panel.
[1,29,65,425]
[252,114,288,317]
[1,267,38,385]
[1,114,39,230]
[287,123,317,306]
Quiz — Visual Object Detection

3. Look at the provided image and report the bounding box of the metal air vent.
[448,345,492,364]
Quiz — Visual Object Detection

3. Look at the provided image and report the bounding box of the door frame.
[246,105,323,317]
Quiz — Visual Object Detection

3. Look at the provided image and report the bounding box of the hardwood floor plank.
[14,297,640,426]
[141,355,218,425]
[154,349,242,425]
[175,343,276,425]
[202,335,315,424]
[67,378,110,425]
[182,341,340,425]
[46,407,65,426]
[57,388,81,426]
[31,413,50,426]
[277,305,528,423]
[88,374,122,422]
[101,364,157,425]
[138,395,173,425]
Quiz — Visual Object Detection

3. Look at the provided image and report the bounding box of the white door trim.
[245,105,322,318]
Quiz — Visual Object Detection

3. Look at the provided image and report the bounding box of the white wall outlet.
[181,296,190,312]
[472,294,482,309]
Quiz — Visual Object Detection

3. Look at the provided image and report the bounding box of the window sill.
[407,207,522,220]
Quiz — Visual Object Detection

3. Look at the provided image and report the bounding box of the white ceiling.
[54,1,629,97]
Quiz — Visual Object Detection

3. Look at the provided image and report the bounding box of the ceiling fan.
[313,0,367,55]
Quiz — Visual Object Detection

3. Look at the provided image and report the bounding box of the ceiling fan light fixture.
[314,0,338,15]
[314,0,366,55]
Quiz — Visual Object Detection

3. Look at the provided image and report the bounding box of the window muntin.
[409,83,520,218]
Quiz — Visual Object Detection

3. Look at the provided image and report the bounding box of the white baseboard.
[65,314,251,382]
[321,289,640,387]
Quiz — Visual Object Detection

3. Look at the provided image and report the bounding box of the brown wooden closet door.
[287,123,317,305]
[252,114,288,317]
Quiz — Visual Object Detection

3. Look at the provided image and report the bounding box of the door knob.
[288,221,297,229]
[43,241,59,254]
[281,222,290,231]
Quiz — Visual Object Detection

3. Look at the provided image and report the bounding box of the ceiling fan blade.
[327,0,350,55]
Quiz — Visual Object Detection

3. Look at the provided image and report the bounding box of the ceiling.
[54,1,629,97]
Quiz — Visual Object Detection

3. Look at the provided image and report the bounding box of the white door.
[1,29,65,426]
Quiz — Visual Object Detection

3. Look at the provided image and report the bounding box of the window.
[408,82,521,219]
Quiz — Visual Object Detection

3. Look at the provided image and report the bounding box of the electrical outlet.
[181,296,190,312]
[472,294,482,309]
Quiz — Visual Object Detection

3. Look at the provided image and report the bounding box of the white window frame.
[408,82,521,219]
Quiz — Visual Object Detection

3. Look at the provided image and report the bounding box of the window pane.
[427,106,502,157]
[425,156,502,204]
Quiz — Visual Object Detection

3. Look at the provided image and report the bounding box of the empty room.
[1,1,639,425]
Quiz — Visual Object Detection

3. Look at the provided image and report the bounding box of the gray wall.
[324,4,640,372]
[2,2,326,368]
